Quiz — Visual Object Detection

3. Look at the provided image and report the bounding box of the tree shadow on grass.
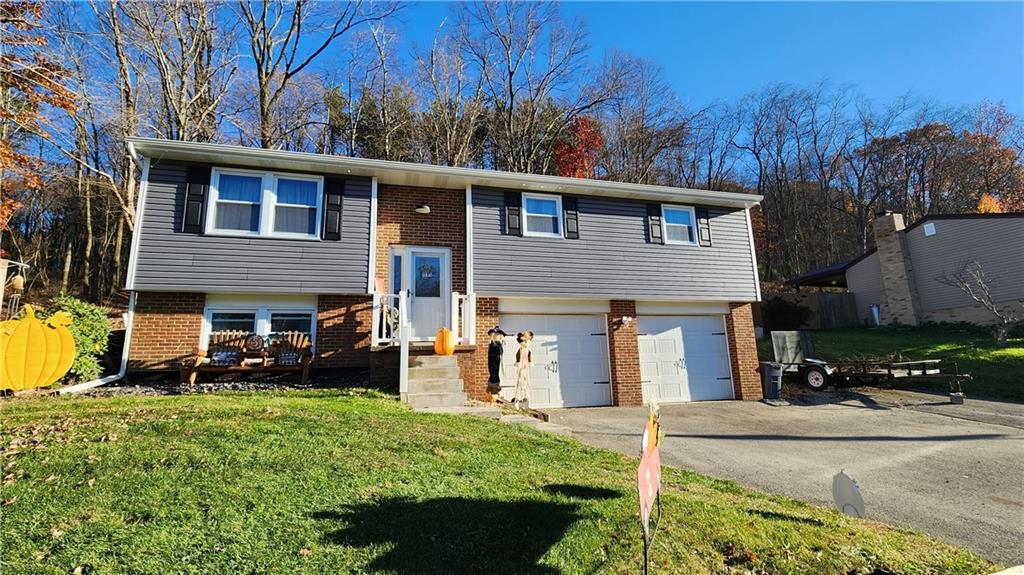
[313,485,619,575]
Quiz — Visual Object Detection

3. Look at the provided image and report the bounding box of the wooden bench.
[180,330,313,385]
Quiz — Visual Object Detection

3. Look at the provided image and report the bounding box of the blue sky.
[392,1,1023,114]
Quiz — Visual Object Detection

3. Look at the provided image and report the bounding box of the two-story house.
[123,137,764,407]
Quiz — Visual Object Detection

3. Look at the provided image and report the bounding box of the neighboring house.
[123,138,764,408]
[846,211,1024,326]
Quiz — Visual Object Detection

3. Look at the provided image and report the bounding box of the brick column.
[608,300,642,406]
[316,295,372,369]
[470,296,500,400]
[873,212,921,326]
[128,291,205,370]
[725,303,762,400]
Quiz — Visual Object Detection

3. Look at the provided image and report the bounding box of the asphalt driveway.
[546,389,1024,565]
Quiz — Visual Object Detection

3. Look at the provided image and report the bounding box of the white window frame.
[201,304,317,351]
[661,204,699,246]
[521,192,564,239]
[206,166,323,240]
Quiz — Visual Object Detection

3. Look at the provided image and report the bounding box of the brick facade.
[316,295,373,369]
[725,302,762,400]
[128,292,205,370]
[374,184,466,293]
[608,300,643,406]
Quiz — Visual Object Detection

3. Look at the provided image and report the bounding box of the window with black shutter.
[504,191,522,236]
[647,203,663,244]
[321,178,344,241]
[562,196,579,239]
[182,165,211,234]
[696,207,713,247]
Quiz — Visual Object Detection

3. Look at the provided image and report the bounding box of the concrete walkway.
[547,389,1024,565]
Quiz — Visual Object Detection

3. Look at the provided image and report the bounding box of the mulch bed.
[80,369,372,398]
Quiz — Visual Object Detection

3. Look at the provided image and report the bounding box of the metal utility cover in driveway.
[638,315,733,403]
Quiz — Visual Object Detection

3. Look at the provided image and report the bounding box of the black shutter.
[647,204,663,244]
[321,177,344,241]
[696,207,712,247]
[563,196,579,239]
[504,191,522,236]
[181,165,211,234]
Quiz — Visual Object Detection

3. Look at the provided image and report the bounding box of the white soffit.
[127,137,762,209]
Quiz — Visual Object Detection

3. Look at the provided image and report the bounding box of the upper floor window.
[207,168,323,239]
[522,192,563,238]
[662,205,698,245]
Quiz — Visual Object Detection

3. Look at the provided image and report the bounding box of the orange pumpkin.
[434,327,456,356]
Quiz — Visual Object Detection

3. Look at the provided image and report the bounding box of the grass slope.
[758,326,1024,402]
[1,391,996,574]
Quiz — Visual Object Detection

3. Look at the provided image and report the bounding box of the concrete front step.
[406,391,468,409]
[407,366,461,380]
[407,378,464,394]
[409,355,459,368]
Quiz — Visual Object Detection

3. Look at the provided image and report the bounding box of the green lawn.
[758,326,1024,402]
[1,391,996,574]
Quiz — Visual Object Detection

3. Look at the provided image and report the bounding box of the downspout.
[59,291,136,395]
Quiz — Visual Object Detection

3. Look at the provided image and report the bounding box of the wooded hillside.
[2,0,1021,302]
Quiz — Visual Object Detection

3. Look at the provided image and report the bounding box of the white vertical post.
[370,292,381,347]
[466,293,476,345]
[398,289,410,397]
[0,259,6,320]
[451,291,460,340]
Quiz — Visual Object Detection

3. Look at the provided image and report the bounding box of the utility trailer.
[769,331,971,396]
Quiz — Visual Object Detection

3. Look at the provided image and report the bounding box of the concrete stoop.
[406,355,466,409]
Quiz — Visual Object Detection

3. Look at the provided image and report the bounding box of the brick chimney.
[873,211,920,326]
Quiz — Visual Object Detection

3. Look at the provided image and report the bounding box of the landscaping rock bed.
[82,370,372,397]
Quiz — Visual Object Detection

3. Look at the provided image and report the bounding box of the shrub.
[761,296,813,332]
[45,295,110,383]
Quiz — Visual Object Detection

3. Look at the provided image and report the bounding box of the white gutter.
[126,137,763,209]
[59,291,137,395]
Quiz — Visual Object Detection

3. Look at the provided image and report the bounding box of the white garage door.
[497,315,612,408]
[638,315,734,403]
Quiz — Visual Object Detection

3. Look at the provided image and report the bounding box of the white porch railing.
[371,292,401,347]
[451,291,476,345]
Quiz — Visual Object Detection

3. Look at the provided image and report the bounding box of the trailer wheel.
[802,366,830,390]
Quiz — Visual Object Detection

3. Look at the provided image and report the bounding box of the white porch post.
[451,291,460,339]
[370,292,381,347]
[398,289,410,398]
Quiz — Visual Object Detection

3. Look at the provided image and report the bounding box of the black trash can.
[760,362,783,400]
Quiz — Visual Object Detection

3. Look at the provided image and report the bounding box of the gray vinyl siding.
[471,187,758,300]
[905,217,1024,312]
[133,160,371,293]
[846,251,884,323]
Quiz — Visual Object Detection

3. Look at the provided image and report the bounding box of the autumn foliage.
[975,193,1004,214]
[553,116,603,179]
[1,0,76,230]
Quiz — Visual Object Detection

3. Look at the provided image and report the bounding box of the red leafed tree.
[1,0,76,252]
[553,116,603,178]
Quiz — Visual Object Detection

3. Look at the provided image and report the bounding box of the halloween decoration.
[486,326,507,395]
[1,305,76,391]
[513,331,534,408]
[434,327,456,356]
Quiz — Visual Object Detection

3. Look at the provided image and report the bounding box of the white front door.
[638,315,734,403]
[391,247,450,340]
[497,314,612,408]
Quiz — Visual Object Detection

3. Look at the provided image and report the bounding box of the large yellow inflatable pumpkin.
[434,327,456,356]
[0,305,76,391]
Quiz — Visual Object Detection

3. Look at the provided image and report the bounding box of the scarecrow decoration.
[486,326,507,397]
[513,330,534,409]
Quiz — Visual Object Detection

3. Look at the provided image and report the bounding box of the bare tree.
[236,0,398,149]
[938,260,1022,347]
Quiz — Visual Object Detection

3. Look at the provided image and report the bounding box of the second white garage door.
[638,315,734,403]
[498,314,612,408]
